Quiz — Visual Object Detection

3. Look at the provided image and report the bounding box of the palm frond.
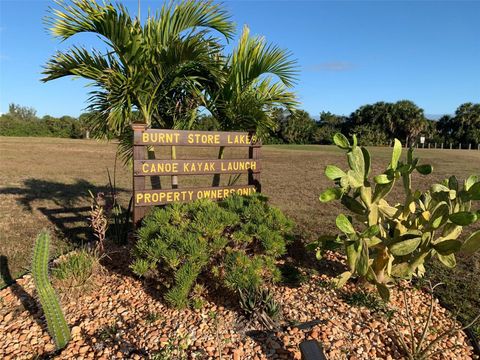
[228,25,298,92]
[116,127,134,166]
[46,0,143,66]
[149,0,235,45]
[41,46,121,82]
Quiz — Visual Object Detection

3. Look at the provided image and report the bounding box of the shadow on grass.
[38,206,92,245]
[0,178,105,212]
[0,178,129,244]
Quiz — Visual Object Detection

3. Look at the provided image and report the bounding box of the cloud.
[307,61,355,72]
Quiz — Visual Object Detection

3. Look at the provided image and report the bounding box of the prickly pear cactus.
[313,133,480,301]
[32,231,71,349]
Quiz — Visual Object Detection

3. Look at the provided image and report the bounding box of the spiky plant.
[32,231,70,350]
[238,287,281,330]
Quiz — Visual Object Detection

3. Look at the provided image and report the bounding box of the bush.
[313,133,480,301]
[131,194,294,309]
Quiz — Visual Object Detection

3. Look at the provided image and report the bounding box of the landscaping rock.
[0,251,476,359]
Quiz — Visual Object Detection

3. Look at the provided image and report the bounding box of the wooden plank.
[134,159,261,176]
[134,185,257,206]
[133,128,261,147]
[248,135,262,192]
[132,124,147,226]
[300,340,327,360]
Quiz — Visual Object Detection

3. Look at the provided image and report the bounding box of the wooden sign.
[134,185,257,206]
[134,128,260,147]
[134,159,260,176]
[132,125,262,225]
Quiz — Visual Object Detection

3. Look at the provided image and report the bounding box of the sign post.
[131,126,262,226]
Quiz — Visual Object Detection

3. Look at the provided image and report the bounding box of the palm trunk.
[211,146,225,187]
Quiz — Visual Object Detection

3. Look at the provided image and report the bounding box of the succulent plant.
[32,231,71,349]
[238,287,280,329]
[313,133,480,301]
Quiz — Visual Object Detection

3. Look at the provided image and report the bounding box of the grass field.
[1,136,479,334]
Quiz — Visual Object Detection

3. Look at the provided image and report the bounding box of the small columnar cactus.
[32,231,71,349]
[313,133,480,301]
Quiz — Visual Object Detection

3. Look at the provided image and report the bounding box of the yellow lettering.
[144,193,151,203]
[136,193,144,204]
[159,192,166,202]
[142,133,149,143]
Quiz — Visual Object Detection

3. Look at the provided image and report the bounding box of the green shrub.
[312,133,480,301]
[131,194,293,309]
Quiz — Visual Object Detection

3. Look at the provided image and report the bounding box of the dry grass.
[0,136,479,334]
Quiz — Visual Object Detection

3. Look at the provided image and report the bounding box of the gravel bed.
[0,251,476,359]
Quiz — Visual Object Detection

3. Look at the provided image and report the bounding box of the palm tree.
[206,26,299,186]
[42,0,234,176]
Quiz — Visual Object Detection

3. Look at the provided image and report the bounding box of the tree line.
[2,100,479,147]
[262,100,480,146]
[0,103,88,138]
[195,100,480,147]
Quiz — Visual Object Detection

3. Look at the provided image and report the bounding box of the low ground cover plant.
[131,194,294,315]
[52,248,99,288]
[313,133,480,301]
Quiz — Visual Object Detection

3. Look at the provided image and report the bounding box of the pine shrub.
[131,194,293,308]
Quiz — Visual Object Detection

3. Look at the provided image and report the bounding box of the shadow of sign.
[38,206,92,244]
[0,178,129,245]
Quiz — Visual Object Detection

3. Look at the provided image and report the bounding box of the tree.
[280,110,316,144]
[8,103,37,121]
[346,100,426,146]
[391,100,426,146]
[42,0,235,168]
[206,26,298,185]
[347,102,392,142]
[314,111,346,144]
[453,103,480,146]
[437,115,455,144]
[437,103,480,146]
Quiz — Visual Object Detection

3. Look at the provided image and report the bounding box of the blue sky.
[0,0,479,118]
